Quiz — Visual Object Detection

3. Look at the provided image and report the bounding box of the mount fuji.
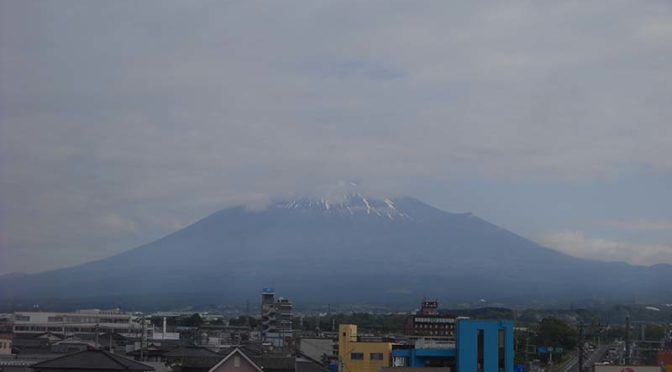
[1,195,670,309]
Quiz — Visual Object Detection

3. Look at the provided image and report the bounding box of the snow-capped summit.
[274,193,410,219]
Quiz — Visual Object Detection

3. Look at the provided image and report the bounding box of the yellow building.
[338,324,394,372]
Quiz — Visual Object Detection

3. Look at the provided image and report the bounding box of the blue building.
[387,319,514,372]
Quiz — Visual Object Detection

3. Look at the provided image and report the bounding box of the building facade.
[455,320,514,372]
[260,288,293,348]
[406,300,456,338]
[338,324,394,372]
[12,309,141,337]
[345,319,514,372]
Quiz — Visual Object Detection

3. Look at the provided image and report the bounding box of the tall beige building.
[339,324,394,372]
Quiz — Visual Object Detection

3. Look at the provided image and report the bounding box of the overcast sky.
[1,0,672,274]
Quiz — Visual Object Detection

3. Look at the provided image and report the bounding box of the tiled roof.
[164,345,220,358]
[251,355,296,372]
[31,348,154,370]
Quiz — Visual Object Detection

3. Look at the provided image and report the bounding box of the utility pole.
[625,315,630,365]
[578,323,584,372]
[140,315,145,362]
[524,329,529,365]
[245,300,250,326]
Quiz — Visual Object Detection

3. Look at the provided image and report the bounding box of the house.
[34,333,64,344]
[30,348,154,371]
[164,345,222,372]
[208,348,263,372]
[299,338,336,365]
[250,354,295,372]
[126,345,169,363]
[50,337,100,353]
[207,347,329,372]
[77,331,134,354]
[11,336,51,355]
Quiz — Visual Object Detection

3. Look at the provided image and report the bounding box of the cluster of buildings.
[336,300,514,372]
[0,294,309,372]
[3,290,672,372]
[0,291,521,372]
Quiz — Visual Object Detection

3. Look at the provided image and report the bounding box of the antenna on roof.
[246,300,251,329]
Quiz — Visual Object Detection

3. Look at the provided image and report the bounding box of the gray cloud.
[1,0,672,273]
[598,219,672,231]
[538,231,672,266]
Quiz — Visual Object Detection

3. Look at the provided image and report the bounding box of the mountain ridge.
[1,196,670,310]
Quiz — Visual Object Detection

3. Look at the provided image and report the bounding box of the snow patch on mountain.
[274,194,411,219]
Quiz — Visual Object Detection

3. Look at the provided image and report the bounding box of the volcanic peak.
[274,193,411,219]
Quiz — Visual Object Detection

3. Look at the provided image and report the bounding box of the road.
[559,344,610,372]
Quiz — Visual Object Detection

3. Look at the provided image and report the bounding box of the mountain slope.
[1,195,670,308]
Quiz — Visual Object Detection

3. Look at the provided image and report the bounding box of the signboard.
[414,317,455,323]
[393,356,407,367]
[537,346,564,354]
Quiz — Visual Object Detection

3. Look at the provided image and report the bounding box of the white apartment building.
[13,309,142,337]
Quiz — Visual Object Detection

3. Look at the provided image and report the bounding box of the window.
[498,329,506,372]
[477,329,484,372]
[15,315,29,321]
[351,352,364,360]
[370,353,384,361]
[233,355,240,367]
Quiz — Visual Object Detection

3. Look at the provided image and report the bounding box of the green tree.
[535,318,578,351]
[229,315,258,328]
[182,313,204,327]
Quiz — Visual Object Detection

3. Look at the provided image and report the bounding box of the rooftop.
[31,348,154,371]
